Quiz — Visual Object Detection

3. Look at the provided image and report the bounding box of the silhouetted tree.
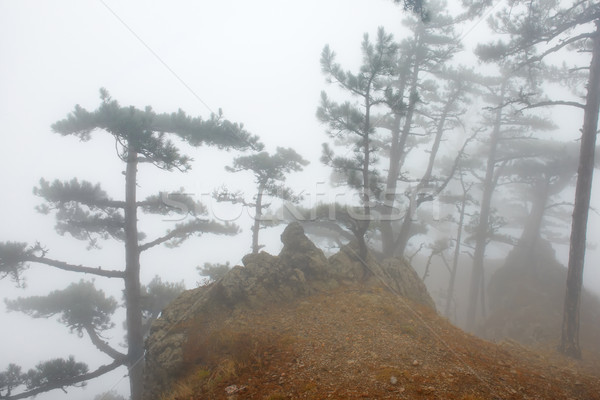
[441,165,474,319]
[475,0,600,358]
[215,147,308,254]
[379,0,461,257]
[464,70,556,332]
[391,66,476,256]
[318,27,397,260]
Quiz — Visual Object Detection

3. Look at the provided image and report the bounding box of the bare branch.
[407,243,425,264]
[546,201,574,210]
[432,129,479,197]
[83,324,127,361]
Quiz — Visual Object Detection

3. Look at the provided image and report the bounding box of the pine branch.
[3,360,124,400]
[485,95,585,111]
[34,178,126,209]
[518,31,595,67]
[138,230,188,252]
[75,199,126,209]
[519,100,586,111]
[83,324,127,361]
[25,255,124,279]
[138,219,237,252]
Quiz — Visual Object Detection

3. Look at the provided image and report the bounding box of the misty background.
[1,1,599,399]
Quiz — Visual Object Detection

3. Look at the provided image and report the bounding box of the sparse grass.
[378,303,398,317]
[159,381,194,400]
[171,319,297,399]
[183,324,271,369]
[193,368,211,380]
[400,323,416,336]
[159,366,210,400]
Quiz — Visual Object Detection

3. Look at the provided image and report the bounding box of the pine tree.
[464,70,556,332]
[390,66,477,256]
[215,147,308,254]
[318,27,398,260]
[0,89,261,400]
[475,0,600,358]
[379,0,462,257]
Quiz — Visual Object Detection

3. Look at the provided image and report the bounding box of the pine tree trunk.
[465,82,505,332]
[381,52,419,258]
[518,177,549,263]
[124,147,144,400]
[381,118,402,258]
[559,20,600,359]
[445,189,467,318]
[358,92,372,261]
[251,185,265,254]
[382,88,419,257]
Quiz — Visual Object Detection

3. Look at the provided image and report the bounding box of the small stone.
[390,375,398,385]
[412,360,420,366]
[225,385,246,394]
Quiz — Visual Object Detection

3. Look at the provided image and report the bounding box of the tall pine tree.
[475,0,600,358]
[0,89,261,400]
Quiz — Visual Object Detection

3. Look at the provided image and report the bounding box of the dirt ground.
[165,285,600,400]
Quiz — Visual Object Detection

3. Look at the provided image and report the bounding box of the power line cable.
[98,0,215,115]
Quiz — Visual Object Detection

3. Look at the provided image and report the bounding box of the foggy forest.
[1,0,600,399]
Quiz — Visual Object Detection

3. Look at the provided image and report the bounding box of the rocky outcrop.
[143,222,434,399]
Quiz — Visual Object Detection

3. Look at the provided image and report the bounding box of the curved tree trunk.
[559,20,600,359]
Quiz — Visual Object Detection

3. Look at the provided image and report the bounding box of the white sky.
[1,1,599,399]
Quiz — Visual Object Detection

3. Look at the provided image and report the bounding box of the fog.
[1,1,599,399]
